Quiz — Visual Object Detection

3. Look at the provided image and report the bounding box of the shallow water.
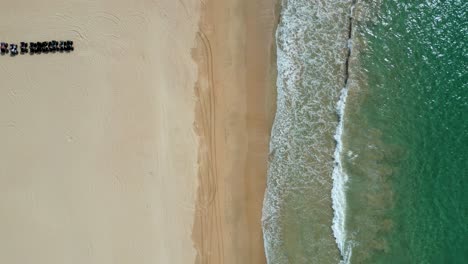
[262,0,353,263]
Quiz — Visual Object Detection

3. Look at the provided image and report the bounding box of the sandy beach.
[192,0,279,263]
[0,0,278,263]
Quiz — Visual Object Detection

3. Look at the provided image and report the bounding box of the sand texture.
[0,1,200,263]
[192,0,279,263]
[0,0,278,263]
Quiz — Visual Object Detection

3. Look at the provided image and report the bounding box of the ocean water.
[262,0,353,263]
[263,0,467,263]
[343,0,468,263]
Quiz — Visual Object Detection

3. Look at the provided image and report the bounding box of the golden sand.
[192,0,279,263]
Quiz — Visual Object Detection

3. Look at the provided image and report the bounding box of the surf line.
[331,1,356,264]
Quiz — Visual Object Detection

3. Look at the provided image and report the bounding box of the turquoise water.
[343,0,468,263]
[263,0,467,263]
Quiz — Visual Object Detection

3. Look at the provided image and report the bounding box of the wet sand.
[192,0,279,263]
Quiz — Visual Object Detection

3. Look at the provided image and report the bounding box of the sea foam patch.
[262,0,356,263]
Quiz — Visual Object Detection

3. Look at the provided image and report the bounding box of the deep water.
[343,0,468,263]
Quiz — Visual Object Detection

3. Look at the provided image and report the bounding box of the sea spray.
[331,87,351,264]
[331,2,356,263]
[262,0,355,263]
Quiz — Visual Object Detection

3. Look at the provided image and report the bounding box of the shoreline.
[191,0,280,263]
[261,0,355,262]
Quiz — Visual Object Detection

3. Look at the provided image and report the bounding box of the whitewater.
[262,0,359,263]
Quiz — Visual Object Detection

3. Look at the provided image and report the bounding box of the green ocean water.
[343,0,468,263]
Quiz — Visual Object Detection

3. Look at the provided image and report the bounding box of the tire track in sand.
[192,28,226,264]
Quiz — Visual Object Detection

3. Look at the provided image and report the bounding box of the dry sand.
[1,1,200,263]
[0,0,278,263]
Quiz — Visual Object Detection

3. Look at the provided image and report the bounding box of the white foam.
[331,86,352,264]
[262,0,357,263]
[331,2,357,263]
